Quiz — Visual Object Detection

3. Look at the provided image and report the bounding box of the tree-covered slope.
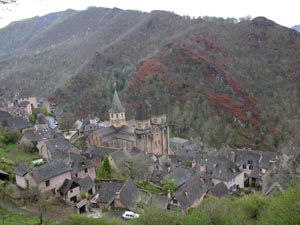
[0,8,299,150]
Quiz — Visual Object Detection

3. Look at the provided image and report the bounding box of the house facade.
[14,161,73,194]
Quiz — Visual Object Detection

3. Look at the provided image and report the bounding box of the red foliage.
[133,56,173,88]
[195,36,220,52]
[210,94,261,127]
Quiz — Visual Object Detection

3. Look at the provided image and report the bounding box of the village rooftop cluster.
[0,91,284,216]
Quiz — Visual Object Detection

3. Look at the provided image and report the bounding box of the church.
[87,90,170,155]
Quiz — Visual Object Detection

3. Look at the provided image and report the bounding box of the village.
[0,90,290,219]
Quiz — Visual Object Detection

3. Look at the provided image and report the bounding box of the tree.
[161,179,177,196]
[130,206,184,225]
[121,158,149,181]
[37,194,48,225]
[0,126,20,145]
[97,155,112,179]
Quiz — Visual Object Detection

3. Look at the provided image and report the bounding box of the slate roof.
[95,125,135,143]
[97,180,125,204]
[109,90,125,113]
[6,117,28,130]
[45,116,57,129]
[84,124,98,133]
[119,178,140,210]
[164,167,192,188]
[235,149,261,166]
[14,163,31,176]
[74,176,95,192]
[249,166,260,179]
[259,156,271,169]
[211,159,242,182]
[57,179,79,194]
[85,146,118,160]
[150,169,167,185]
[18,101,30,107]
[31,161,72,182]
[23,128,56,142]
[45,137,72,152]
[0,110,12,122]
[175,174,212,209]
[71,157,94,174]
[135,104,150,121]
[209,182,230,198]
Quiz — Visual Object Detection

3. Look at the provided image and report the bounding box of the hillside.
[0,8,300,150]
[292,24,300,32]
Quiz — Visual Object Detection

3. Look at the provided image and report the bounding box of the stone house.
[74,176,96,195]
[199,155,244,191]
[14,161,73,194]
[169,174,213,214]
[15,96,37,109]
[163,167,192,189]
[57,179,81,203]
[94,179,140,210]
[231,149,278,186]
[71,157,96,181]
[17,101,33,116]
[38,136,80,160]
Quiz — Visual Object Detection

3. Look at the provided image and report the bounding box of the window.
[84,168,88,173]
[242,164,247,169]
[45,180,50,187]
[249,165,253,170]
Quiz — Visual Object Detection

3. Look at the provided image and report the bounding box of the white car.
[122,211,140,219]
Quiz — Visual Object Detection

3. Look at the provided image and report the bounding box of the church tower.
[135,104,152,152]
[109,90,126,128]
[150,100,170,155]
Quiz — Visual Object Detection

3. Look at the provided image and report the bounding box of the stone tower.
[135,104,152,152]
[109,90,126,128]
[150,100,170,155]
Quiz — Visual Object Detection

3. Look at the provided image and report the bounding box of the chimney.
[230,151,236,162]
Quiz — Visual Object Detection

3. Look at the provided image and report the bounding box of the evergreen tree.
[98,155,112,178]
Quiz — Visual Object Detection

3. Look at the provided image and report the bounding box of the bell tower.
[150,100,170,155]
[135,104,152,152]
[109,90,126,128]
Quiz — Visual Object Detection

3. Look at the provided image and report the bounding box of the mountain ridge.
[0,8,299,150]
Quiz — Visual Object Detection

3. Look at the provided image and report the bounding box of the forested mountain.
[0,7,300,150]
